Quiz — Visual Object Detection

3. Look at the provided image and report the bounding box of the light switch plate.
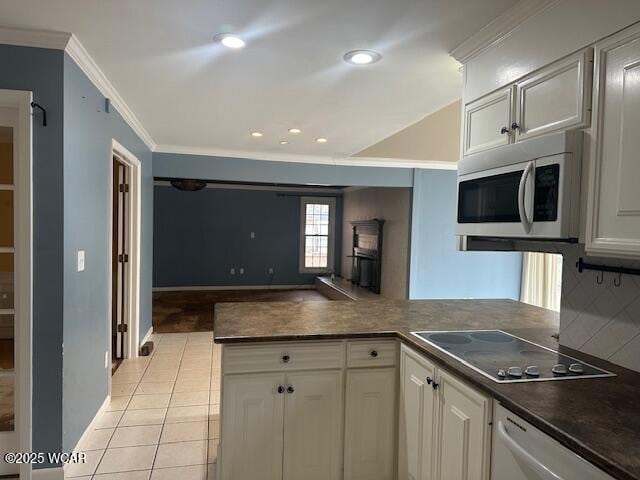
[77,250,85,272]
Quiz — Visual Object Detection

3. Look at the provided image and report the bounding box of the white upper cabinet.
[586,24,640,258]
[463,87,514,156]
[462,49,593,157]
[514,49,593,141]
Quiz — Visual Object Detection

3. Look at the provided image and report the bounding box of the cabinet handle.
[282,355,290,363]
[370,350,378,358]
[277,385,285,394]
[511,122,520,130]
[500,126,510,135]
[432,382,440,390]
[426,377,433,385]
[287,385,295,394]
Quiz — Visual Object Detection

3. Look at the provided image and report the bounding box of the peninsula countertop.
[213,299,640,480]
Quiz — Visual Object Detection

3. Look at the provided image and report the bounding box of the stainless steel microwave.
[456,131,582,240]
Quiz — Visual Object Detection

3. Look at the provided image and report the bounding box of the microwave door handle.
[518,161,535,234]
[498,421,564,480]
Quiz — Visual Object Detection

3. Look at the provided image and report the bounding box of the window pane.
[0,191,13,248]
[0,374,14,432]
[0,254,14,309]
[0,315,13,370]
[0,128,13,185]
[304,235,328,268]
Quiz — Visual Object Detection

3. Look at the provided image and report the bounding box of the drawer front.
[223,341,345,374]
[347,340,397,368]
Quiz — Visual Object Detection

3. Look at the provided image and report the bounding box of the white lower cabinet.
[398,345,492,480]
[344,367,397,480]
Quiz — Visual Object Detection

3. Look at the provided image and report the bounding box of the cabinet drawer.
[347,340,397,368]
[223,341,345,374]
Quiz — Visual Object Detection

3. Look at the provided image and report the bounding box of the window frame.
[299,196,336,274]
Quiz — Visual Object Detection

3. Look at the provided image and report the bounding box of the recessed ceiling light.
[288,128,302,134]
[251,132,263,137]
[280,140,289,145]
[344,50,382,65]
[216,34,246,49]
[316,137,328,143]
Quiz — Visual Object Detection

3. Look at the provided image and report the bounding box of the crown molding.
[450,0,560,64]
[65,35,156,150]
[0,25,71,49]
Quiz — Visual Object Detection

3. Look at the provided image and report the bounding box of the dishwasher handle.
[498,421,564,480]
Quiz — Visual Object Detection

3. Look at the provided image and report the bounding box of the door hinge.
[118,254,129,263]
[119,183,130,193]
[117,324,128,333]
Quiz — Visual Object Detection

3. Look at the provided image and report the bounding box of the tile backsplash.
[557,244,640,372]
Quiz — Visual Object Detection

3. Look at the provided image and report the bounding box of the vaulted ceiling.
[2,0,512,161]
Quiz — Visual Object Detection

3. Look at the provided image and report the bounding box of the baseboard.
[153,284,315,292]
[32,466,64,480]
[140,325,153,346]
[67,395,109,468]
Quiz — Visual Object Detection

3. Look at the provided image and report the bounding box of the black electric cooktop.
[411,330,615,383]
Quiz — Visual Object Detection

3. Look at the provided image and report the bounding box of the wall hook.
[30,102,47,127]
[614,272,622,288]
[596,270,604,285]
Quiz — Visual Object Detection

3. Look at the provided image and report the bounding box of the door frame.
[0,90,33,479]
[109,139,141,363]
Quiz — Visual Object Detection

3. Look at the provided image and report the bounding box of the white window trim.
[299,197,336,274]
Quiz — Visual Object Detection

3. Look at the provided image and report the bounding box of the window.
[300,197,336,273]
[520,252,563,312]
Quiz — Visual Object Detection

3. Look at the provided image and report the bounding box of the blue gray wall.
[62,53,153,451]
[153,186,342,287]
[409,169,522,300]
[0,44,64,465]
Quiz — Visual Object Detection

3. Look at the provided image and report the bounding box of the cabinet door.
[514,49,593,142]
[220,373,285,480]
[344,368,396,480]
[398,347,437,480]
[463,87,513,156]
[586,25,640,258]
[282,370,343,480]
[435,369,491,480]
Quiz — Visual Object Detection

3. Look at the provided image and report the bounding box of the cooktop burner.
[411,330,615,383]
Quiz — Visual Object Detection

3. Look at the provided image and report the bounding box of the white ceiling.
[2,0,512,160]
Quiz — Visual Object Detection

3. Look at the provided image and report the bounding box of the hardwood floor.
[152,289,329,333]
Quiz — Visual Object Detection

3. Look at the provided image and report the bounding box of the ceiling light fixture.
[251,132,263,137]
[343,49,382,65]
[288,128,302,134]
[280,140,289,145]
[316,137,328,143]
[216,34,246,49]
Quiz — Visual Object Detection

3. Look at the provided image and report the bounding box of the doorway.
[110,140,142,377]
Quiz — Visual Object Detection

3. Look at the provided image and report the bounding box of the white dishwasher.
[492,404,614,480]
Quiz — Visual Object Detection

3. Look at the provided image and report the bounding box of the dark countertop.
[213,299,640,480]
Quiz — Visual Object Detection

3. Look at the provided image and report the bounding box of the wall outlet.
[239,267,245,275]
[230,268,235,275]
[250,231,255,239]
[77,250,85,272]
[268,267,274,274]
[104,351,108,369]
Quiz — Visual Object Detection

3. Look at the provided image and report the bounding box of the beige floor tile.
[64,449,104,477]
[209,379,222,391]
[177,370,210,381]
[155,345,185,354]
[209,390,220,405]
[128,393,171,410]
[97,445,156,474]
[165,405,209,424]
[151,464,207,480]
[112,372,143,385]
[179,361,211,371]
[170,391,209,407]
[94,471,151,480]
[95,411,123,429]
[142,371,178,383]
[208,404,220,417]
[105,396,131,412]
[136,382,175,395]
[160,421,208,443]
[208,420,219,439]
[119,408,167,427]
[208,439,219,464]
[174,378,210,393]
[207,463,217,480]
[154,440,207,468]
[111,383,137,396]
[109,425,162,448]
[78,428,114,451]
